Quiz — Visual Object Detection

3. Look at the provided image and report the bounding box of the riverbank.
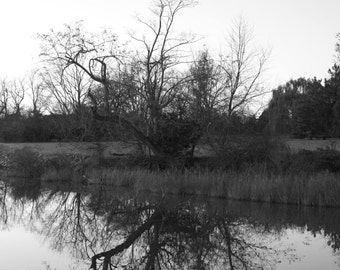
[2,140,340,208]
[0,138,339,157]
[8,162,339,208]
[76,166,340,208]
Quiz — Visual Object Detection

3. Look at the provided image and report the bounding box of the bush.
[287,148,340,173]
[210,135,274,170]
[151,113,202,157]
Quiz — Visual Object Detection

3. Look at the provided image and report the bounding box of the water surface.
[0,178,340,269]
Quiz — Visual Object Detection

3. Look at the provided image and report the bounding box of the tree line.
[0,0,339,160]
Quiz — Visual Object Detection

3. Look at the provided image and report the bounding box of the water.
[0,178,340,269]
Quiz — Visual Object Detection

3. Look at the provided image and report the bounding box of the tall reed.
[83,165,340,207]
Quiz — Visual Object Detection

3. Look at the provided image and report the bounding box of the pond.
[0,178,340,270]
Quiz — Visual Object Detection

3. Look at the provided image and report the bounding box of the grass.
[80,165,340,207]
[285,138,340,152]
[5,142,340,208]
[0,138,339,158]
[40,167,76,182]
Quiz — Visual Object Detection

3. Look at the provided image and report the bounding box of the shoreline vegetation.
[0,0,338,219]
[1,138,340,208]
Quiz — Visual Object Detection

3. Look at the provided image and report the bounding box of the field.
[285,138,340,152]
[0,138,339,158]
[0,141,136,158]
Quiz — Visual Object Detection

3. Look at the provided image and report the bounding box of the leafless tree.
[39,21,121,114]
[38,1,196,158]
[219,17,270,117]
[41,63,92,114]
[19,69,48,116]
[9,79,25,115]
[131,0,197,136]
[39,23,98,114]
[0,79,9,116]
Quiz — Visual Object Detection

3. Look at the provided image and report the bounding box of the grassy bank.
[77,166,340,208]
[4,144,340,208]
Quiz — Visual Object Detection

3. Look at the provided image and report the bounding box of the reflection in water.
[1,179,340,269]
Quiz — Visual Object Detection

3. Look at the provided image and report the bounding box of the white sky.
[1,0,340,89]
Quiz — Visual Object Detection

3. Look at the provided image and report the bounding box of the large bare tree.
[130,0,197,137]
[219,18,269,117]
[38,1,197,158]
[39,23,99,114]
[0,79,9,116]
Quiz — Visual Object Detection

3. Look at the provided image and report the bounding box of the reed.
[81,165,340,207]
[40,167,74,182]
[9,145,340,207]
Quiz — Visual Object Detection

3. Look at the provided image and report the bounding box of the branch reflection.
[1,180,340,270]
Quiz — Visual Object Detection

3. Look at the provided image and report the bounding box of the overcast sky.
[1,0,340,89]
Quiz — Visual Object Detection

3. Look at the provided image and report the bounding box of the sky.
[1,0,340,89]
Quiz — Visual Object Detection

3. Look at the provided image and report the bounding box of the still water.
[0,178,340,270]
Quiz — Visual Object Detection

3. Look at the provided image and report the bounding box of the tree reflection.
[0,181,9,229]
[0,178,45,229]
[88,195,280,270]
[1,180,340,269]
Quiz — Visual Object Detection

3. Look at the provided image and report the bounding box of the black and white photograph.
[0,0,340,269]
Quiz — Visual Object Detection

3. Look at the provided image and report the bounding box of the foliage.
[150,113,202,157]
[287,148,340,173]
[188,50,220,128]
[261,76,340,138]
[0,110,123,142]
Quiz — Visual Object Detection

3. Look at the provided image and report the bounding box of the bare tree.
[38,1,197,158]
[219,17,269,117]
[41,63,92,114]
[19,69,48,116]
[9,79,25,115]
[130,0,197,137]
[39,21,121,114]
[39,23,99,114]
[0,79,9,116]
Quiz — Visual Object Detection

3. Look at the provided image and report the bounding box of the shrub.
[151,113,202,157]
[312,148,340,172]
[209,135,275,170]
[286,148,340,174]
